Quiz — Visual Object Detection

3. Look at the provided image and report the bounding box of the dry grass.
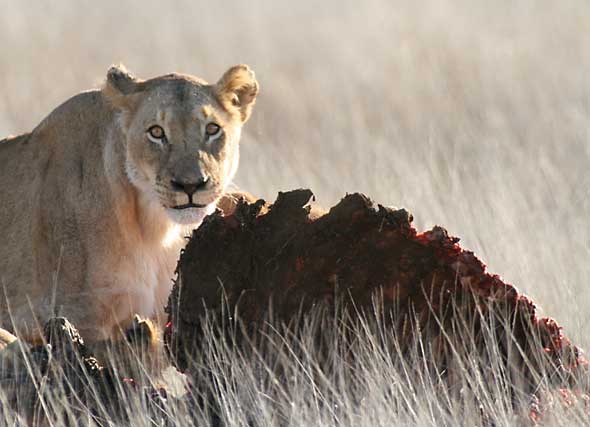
[1,302,590,427]
[1,1,590,425]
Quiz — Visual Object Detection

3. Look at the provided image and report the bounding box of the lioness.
[0,65,258,343]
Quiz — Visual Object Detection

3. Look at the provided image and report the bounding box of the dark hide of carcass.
[165,190,589,401]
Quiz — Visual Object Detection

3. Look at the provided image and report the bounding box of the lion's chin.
[164,203,216,225]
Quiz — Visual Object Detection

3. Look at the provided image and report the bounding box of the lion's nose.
[171,176,209,196]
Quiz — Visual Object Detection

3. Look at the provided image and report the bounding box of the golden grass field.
[1,1,590,425]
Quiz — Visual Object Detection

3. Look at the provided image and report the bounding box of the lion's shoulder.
[33,89,111,135]
[0,133,30,147]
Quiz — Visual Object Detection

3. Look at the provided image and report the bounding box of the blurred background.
[1,0,590,346]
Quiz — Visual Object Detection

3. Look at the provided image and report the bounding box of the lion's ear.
[215,65,259,123]
[106,64,138,94]
[103,64,140,109]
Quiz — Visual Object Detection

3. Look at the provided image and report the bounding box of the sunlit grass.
[1,0,589,425]
[1,298,589,426]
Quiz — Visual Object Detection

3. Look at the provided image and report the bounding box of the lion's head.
[103,64,258,224]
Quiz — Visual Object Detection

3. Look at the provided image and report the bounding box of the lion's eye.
[147,125,165,143]
[205,123,221,137]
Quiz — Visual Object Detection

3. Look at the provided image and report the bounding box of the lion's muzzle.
[170,175,210,209]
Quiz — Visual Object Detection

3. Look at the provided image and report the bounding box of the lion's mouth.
[172,203,207,210]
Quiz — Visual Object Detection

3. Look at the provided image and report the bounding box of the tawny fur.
[0,65,258,342]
